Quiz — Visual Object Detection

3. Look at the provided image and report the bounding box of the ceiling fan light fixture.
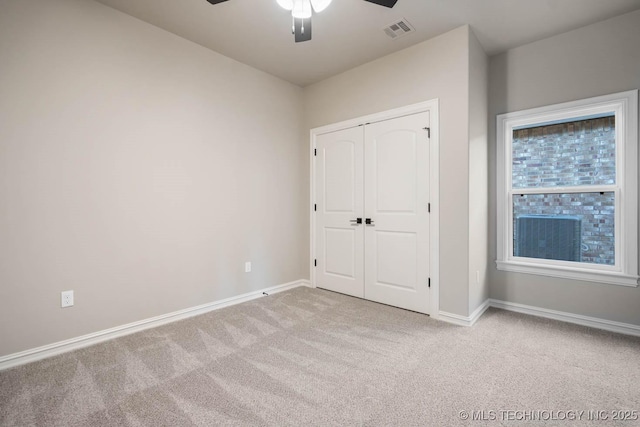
[310,0,332,13]
[292,0,312,19]
[210,0,396,43]
[276,0,293,11]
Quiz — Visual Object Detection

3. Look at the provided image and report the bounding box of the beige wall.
[0,0,305,357]
[488,10,640,325]
[303,26,472,316]
[11,0,632,360]
[468,30,489,314]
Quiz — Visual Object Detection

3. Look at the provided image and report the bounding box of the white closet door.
[363,112,430,314]
[315,126,364,298]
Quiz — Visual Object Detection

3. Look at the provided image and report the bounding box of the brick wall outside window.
[512,117,616,265]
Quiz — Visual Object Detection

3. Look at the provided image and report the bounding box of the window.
[496,90,638,286]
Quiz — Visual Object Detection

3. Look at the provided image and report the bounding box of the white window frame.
[496,90,638,287]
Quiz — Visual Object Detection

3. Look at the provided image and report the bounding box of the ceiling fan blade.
[363,0,398,7]
[294,18,312,43]
[205,0,229,4]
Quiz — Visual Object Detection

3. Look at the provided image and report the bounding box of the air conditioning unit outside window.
[514,215,582,262]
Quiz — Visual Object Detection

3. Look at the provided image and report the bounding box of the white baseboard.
[439,298,640,337]
[489,299,640,337]
[5,283,636,371]
[439,299,491,327]
[0,279,311,371]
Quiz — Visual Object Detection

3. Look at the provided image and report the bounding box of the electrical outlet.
[61,290,74,308]
[245,262,251,273]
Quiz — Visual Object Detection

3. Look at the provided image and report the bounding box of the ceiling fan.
[205,0,398,42]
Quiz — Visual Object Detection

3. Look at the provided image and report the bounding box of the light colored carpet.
[1,287,639,426]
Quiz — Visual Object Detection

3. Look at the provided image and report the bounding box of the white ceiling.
[93,0,640,87]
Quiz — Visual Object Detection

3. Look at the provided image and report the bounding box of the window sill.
[495,260,639,287]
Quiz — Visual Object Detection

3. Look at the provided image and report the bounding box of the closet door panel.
[364,112,430,314]
[375,231,417,290]
[315,127,364,298]
[375,132,417,214]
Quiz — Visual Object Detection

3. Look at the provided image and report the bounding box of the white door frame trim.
[309,99,440,317]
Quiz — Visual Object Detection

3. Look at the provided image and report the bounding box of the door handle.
[349,218,362,226]
[365,218,375,226]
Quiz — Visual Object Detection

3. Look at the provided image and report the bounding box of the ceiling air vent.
[382,18,415,40]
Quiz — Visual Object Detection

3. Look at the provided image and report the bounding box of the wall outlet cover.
[61,290,74,308]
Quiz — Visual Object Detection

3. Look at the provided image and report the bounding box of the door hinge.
[314,203,317,211]
[428,203,431,213]
[423,127,431,138]
[428,278,431,288]
[314,259,317,267]
[314,148,317,156]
